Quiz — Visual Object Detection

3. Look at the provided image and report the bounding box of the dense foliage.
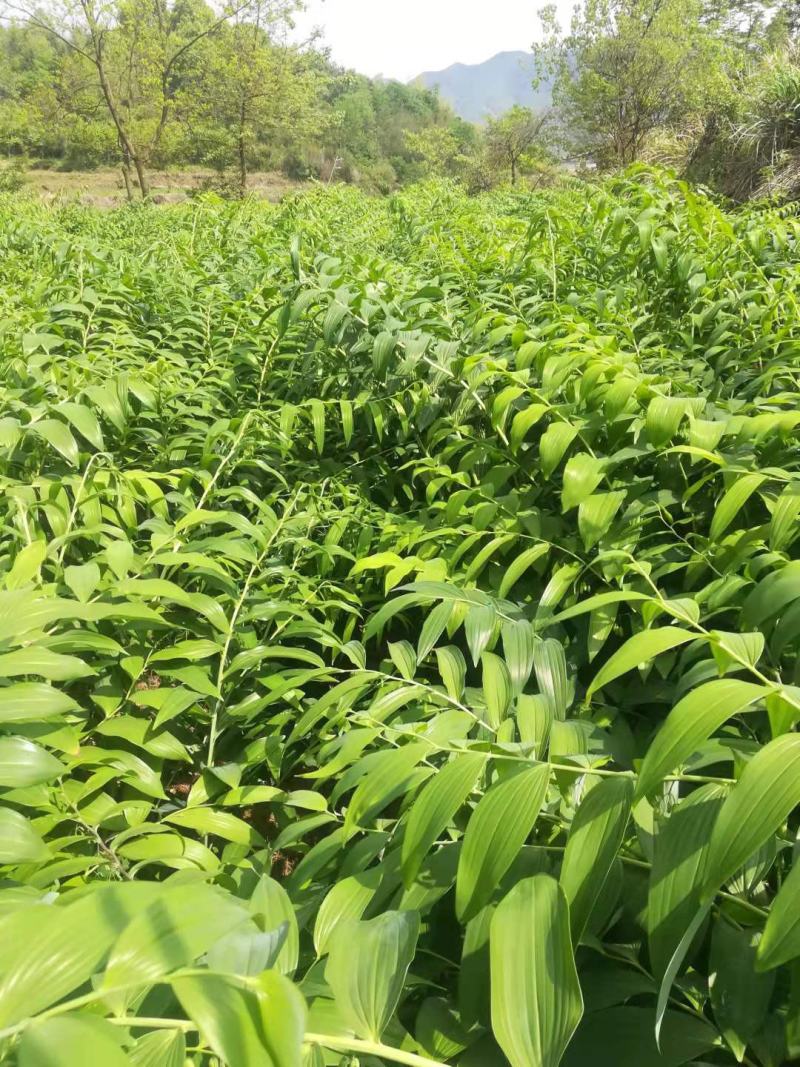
[0,173,799,1066]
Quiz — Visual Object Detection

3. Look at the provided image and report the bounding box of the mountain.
[412,51,552,124]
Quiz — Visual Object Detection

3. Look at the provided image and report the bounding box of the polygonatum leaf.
[703,733,800,898]
[490,875,583,1067]
[456,763,550,922]
[401,751,486,887]
[559,776,633,943]
[636,679,767,799]
[325,910,420,1041]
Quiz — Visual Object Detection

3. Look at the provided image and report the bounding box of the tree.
[485,105,550,183]
[536,0,732,168]
[188,1,324,196]
[1,0,248,198]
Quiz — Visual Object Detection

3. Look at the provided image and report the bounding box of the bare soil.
[23,166,308,207]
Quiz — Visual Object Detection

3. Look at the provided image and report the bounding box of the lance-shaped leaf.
[436,645,467,700]
[636,679,767,799]
[101,885,249,992]
[344,742,429,838]
[456,763,550,922]
[502,619,536,695]
[710,917,774,1060]
[481,651,512,729]
[648,784,726,979]
[174,970,306,1067]
[19,1016,130,1067]
[703,733,800,899]
[758,859,800,970]
[401,751,486,887]
[533,638,569,719]
[0,808,50,864]
[325,910,420,1041]
[559,776,633,943]
[490,875,583,1067]
[313,868,381,956]
[586,627,696,702]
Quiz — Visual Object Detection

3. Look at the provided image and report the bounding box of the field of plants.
[0,172,799,1067]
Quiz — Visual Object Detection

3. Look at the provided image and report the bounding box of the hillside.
[412,49,552,123]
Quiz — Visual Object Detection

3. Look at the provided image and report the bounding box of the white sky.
[291,0,573,83]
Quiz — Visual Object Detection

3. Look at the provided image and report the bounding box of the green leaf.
[456,763,551,922]
[501,619,535,696]
[372,331,395,376]
[559,776,633,943]
[64,562,101,603]
[101,885,248,991]
[758,859,800,970]
[703,734,800,898]
[561,453,604,511]
[325,910,420,1041]
[578,491,626,550]
[490,875,583,1067]
[31,419,79,465]
[710,472,766,541]
[0,883,159,1026]
[498,542,549,599]
[435,645,467,700]
[19,1015,130,1067]
[636,679,767,799]
[586,628,696,702]
[313,868,381,956]
[417,600,454,662]
[563,1006,716,1067]
[164,806,264,845]
[5,542,47,590]
[129,1029,186,1067]
[481,651,513,728]
[309,398,325,454]
[56,401,105,450]
[344,742,428,838]
[174,970,306,1067]
[540,422,578,477]
[464,602,496,666]
[532,638,570,719]
[401,752,486,887]
[769,481,800,550]
[0,646,94,681]
[0,736,64,787]
[710,916,774,1060]
[0,807,50,863]
[648,784,725,979]
[388,640,416,680]
[251,876,300,977]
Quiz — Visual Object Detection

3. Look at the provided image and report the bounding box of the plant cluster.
[0,172,799,1066]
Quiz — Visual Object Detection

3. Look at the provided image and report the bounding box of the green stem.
[304,1033,446,1067]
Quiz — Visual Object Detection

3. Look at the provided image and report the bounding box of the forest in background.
[2,0,800,200]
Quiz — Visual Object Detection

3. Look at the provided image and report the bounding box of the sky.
[290,0,573,83]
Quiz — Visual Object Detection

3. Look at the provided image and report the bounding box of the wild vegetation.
[4,0,800,202]
[0,171,798,1065]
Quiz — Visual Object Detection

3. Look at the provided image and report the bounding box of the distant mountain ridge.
[411,50,552,124]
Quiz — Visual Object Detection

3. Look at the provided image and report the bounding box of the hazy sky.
[291,0,573,83]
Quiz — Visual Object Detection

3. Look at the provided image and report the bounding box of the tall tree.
[536,0,731,168]
[485,105,550,183]
[189,0,324,196]
[2,0,248,197]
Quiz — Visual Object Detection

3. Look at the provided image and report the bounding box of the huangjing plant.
[0,172,798,1066]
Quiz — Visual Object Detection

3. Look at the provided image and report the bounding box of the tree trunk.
[511,156,517,185]
[237,102,247,198]
[132,156,151,199]
[121,160,134,202]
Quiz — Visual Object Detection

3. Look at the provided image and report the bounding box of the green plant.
[0,172,798,1066]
